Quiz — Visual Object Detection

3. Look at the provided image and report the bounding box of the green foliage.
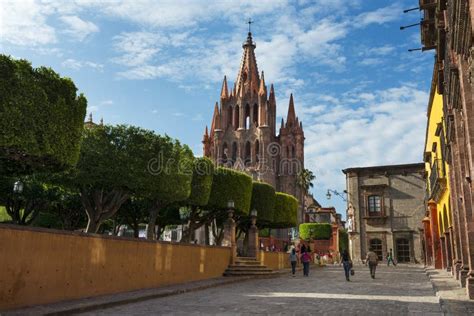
[207,167,253,215]
[0,206,10,222]
[299,223,332,240]
[339,229,349,252]
[186,157,214,206]
[259,227,270,237]
[273,192,298,228]
[250,181,275,225]
[0,55,87,174]
[297,168,316,192]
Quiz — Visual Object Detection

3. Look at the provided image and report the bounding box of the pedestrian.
[301,251,311,276]
[289,248,298,277]
[300,243,307,254]
[340,249,352,281]
[387,248,397,266]
[365,248,379,279]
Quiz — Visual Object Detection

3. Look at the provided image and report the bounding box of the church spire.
[210,102,220,133]
[258,71,266,96]
[286,93,296,125]
[235,31,260,97]
[220,75,229,99]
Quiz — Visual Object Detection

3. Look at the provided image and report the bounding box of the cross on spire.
[247,18,253,33]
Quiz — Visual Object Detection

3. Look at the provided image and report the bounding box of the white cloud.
[300,84,428,192]
[0,0,56,46]
[61,58,103,71]
[60,15,99,41]
[359,58,383,66]
[355,4,401,27]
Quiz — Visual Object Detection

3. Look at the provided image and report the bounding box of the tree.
[114,197,148,238]
[180,157,214,243]
[0,175,50,225]
[0,55,87,175]
[339,228,349,252]
[273,192,298,228]
[250,181,276,226]
[72,125,172,233]
[299,223,332,240]
[297,168,316,192]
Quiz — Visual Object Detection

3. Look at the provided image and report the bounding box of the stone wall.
[0,225,232,310]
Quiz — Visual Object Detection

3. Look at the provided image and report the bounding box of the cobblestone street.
[82,264,442,315]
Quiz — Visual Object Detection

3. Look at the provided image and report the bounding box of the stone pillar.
[223,208,237,264]
[248,214,258,258]
[428,201,443,269]
[423,216,432,266]
[445,231,453,272]
[440,235,447,270]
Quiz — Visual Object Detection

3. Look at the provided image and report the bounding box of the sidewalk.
[426,267,474,315]
[2,267,302,316]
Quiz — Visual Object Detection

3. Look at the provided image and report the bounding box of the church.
[202,30,306,223]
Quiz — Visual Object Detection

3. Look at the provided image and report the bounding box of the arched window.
[292,146,295,158]
[253,103,258,126]
[232,142,237,163]
[244,141,251,165]
[369,238,383,261]
[234,105,239,130]
[227,106,233,128]
[245,104,250,129]
[222,142,228,163]
[255,140,260,163]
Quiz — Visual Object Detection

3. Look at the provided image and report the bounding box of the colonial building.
[416,0,474,299]
[342,163,425,264]
[202,31,306,223]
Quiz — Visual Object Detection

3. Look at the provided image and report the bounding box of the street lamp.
[13,180,24,194]
[250,208,257,218]
[227,199,235,210]
[326,189,347,202]
[227,199,235,220]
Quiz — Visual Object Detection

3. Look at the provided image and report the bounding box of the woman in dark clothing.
[340,249,352,281]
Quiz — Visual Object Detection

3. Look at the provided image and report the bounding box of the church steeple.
[286,93,296,127]
[258,71,266,96]
[210,102,220,133]
[235,31,260,97]
[220,75,229,100]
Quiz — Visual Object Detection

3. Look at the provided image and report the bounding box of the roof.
[342,162,424,174]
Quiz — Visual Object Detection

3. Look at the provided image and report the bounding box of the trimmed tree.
[180,157,214,243]
[339,228,349,252]
[250,181,276,226]
[0,55,87,175]
[273,192,298,228]
[299,223,332,240]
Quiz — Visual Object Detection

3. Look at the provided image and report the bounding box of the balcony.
[429,159,447,201]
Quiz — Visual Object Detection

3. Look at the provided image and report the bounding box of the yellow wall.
[0,226,231,310]
[259,251,290,270]
[425,85,452,234]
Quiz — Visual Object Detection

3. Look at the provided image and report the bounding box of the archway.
[396,238,410,262]
[244,104,250,129]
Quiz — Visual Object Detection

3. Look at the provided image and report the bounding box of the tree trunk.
[86,219,100,233]
[147,206,159,240]
[204,223,210,245]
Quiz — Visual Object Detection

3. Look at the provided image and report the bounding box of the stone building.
[342,163,425,263]
[415,0,474,299]
[202,31,306,223]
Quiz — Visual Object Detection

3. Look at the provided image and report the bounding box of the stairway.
[223,257,273,276]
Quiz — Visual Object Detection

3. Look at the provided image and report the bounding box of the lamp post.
[326,189,347,202]
[248,208,259,259]
[13,180,24,194]
[224,199,237,263]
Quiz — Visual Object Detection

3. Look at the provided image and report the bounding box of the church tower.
[202,30,306,223]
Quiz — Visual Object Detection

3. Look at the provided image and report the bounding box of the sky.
[0,0,434,217]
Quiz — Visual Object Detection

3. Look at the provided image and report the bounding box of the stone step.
[236,256,258,261]
[227,266,272,272]
[223,270,274,276]
[233,261,261,266]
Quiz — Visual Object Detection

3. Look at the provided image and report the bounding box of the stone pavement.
[80,264,443,315]
[426,267,474,315]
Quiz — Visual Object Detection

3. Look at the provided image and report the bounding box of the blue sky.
[0,0,433,216]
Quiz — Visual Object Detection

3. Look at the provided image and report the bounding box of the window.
[368,195,381,214]
[227,107,232,128]
[396,238,410,262]
[255,140,260,163]
[244,141,251,165]
[222,143,228,163]
[369,239,383,261]
[244,104,250,129]
[234,105,240,130]
[253,104,258,126]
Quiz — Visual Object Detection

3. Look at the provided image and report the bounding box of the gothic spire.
[286,93,296,125]
[220,75,229,99]
[210,102,220,133]
[258,71,266,96]
[235,31,260,97]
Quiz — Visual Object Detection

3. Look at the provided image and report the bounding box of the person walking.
[365,248,379,279]
[301,251,311,276]
[289,248,298,277]
[387,248,397,266]
[340,249,352,281]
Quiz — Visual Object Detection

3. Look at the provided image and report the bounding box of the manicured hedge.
[187,157,214,206]
[339,229,349,252]
[250,181,275,224]
[299,223,332,240]
[273,192,298,228]
[0,55,87,173]
[207,167,253,215]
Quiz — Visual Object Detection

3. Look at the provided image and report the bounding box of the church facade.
[202,31,306,223]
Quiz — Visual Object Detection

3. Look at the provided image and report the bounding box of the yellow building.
[423,66,452,270]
